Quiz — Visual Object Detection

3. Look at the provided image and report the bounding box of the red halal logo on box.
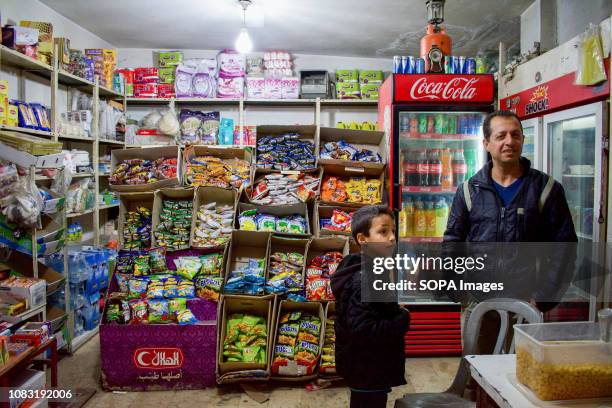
[133,347,184,370]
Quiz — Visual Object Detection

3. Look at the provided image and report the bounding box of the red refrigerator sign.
[500,58,610,119]
[393,74,495,104]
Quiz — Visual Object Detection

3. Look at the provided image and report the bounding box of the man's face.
[483,116,524,165]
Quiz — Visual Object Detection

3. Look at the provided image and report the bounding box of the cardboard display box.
[151,187,195,248]
[236,202,311,237]
[191,186,238,249]
[182,145,253,188]
[110,146,181,192]
[224,230,271,295]
[318,127,386,171]
[216,294,276,383]
[314,202,361,238]
[306,237,349,267]
[254,125,318,174]
[242,167,323,206]
[270,300,325,381]
[267,236,310,290]
[320,165,385,208]
[319,301,340,378]
[117,192,154,249]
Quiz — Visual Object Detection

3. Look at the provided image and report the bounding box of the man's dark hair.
[482,110,523,140]
[351,205,395,241]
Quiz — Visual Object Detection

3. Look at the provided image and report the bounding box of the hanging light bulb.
[235,0,253,54]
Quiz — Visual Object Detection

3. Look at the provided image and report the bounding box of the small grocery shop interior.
[0,0,611,407]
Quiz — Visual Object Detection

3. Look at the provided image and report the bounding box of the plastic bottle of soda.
[428,149,442,186]
[409,114,419,133]
[417,149,429,186]
[399,198,408,238]
[452,148,467,186]
[427,114,435,134]
[405,198,415,237]
[425,199,436,238]
[400,114,410,133]
[434,198,449,237]
[441,148,453,188]
[418,114,428,134]
[434,113,446,134]
[404,150,416,186]
[414,198,427,238]
[464,148,477,178]
[447,115,457,135]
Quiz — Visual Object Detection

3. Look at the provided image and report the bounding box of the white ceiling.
[40,0,533,58]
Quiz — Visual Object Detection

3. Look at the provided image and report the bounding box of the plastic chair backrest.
[446,298,543,396]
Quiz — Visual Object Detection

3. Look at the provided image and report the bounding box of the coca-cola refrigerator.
[378,73,495,356]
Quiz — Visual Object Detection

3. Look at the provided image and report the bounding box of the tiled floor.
[58,335,460,408]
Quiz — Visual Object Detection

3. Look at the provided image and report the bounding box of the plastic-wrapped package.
[158,102,180,137]
[193,59,217,98]
[217,50,246,78]
[142,110,162,129]
[575,24,607,86]
[174,63,195,98]
[0,171,44,228]
[0,161,19,199]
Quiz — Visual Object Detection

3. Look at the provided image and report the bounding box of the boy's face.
[357,214,396,245]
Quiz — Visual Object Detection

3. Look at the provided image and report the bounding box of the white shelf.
[0,45,53,73]
[0,142,64,169]
[125,144,174,149]
[72,173,95,178]
[57,70,95,89]
[99,203,119,210]
[0,304,46,324]
[0,124,53,137]
[244,98,315,106]
[562,174,594,178]
[98,139,125,146]
[99,85,123,98]
[66,208,95,218]
[70,325,99,353]
[58,134,94,142]
[321,99,378,106]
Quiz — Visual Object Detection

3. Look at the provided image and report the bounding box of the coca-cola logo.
[133,348,184,370]
[409,77,479,101]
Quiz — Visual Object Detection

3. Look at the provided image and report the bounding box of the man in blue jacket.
[443,110,577,358]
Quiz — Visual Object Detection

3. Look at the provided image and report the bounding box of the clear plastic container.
[514,322,612,401]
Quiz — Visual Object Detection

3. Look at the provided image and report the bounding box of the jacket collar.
[471,156,532,189]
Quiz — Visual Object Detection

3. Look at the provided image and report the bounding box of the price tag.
[344,166,365,173]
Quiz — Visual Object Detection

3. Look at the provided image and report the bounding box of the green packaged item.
[158,51,183,67]
[299,318,321,337]
[148,247,167,273]
[225,315,243,344]
[168,297,187,316]
[195,276,223,301]
[106,304,121,323]
[200,253,223,275]
[176,308,197,325]
[358,70,383,84]
[336,82,360,99]
[279,311,302,323]
[242,346,260,363]
[257,349,266,364]
[158,67,176,84]
[177,280,195,298]
[128,278,148,299]
[174,257,202,280]
[164,277,179,298]
[133,255,151,277]
[336,69,359,83]
[252,324,267,338]
[148,299,170,324]
[147,278,165,299]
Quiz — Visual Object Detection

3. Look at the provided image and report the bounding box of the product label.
[417,163,429,174]
[429,163,442,173]
[452,163,467,174]
[405,163,418,173]
[133,348,184,370]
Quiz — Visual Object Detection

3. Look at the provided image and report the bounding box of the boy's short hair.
[351,205,395,241]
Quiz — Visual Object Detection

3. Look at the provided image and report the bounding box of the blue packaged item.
[287,293,307,302]
[82,252,100,295]
[176,309,197,325]
[30,103,51,131]
[14,100,37,129]
[218,118,235,145]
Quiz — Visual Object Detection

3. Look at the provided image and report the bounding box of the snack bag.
[164,277,179,298]
[148,247,167,273]
[176,308,197,325]
[115,273,131,293]
[133,255,151,277]
[177,280,196,298]
[295,340,320,366]
[298,317,321,344]
[129,299,148,324]
[128,278,149,299]
[200,253,224,275]
[174,257,202,280]
[148,299,170,324]
[146,277,166,299]
[277,322,299,347]
[195,276,223,301]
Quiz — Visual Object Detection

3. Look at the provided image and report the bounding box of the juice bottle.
[441,148,453,188]
[399,199,408,238]
[425,199,436,237]
[405,198,415,237]
[434,198,449,237]
[414,199,427,238]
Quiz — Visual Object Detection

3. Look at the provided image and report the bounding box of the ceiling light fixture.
[235,0,253,54]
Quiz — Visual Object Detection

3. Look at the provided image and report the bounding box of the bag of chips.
[148,299,170,324]
[148,247,167,273]
[174,257,202,280]
[176,308,197,325]
[128,278,149,299]
[129,299,148,324]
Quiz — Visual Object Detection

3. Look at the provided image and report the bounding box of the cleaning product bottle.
[441,147,453,188]
[435,197,449,237]
[425,198,436,238]
[414,198,427,238]
[405,197,415,238]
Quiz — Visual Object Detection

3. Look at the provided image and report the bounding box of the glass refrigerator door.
[396,110,486,303]
[521,117,542,170]
[543,102,603,243]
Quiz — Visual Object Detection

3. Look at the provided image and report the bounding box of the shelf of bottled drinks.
[397,111,485,241]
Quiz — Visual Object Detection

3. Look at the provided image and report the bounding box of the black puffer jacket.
[444,157,577,242]
[331,253,410,390]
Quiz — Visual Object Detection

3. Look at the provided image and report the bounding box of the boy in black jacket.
[331,205,410,408]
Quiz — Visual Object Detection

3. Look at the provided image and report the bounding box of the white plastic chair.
[394,298,543,408]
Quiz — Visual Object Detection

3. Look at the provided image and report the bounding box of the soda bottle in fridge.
[409,114,419,133]
[428,149,442,186]
[400,114,410,134]
[441,148,453,188]
[418,114,428,134]
[434,113,446,134]
[447,114,457,135]
[434,198,449,237]
[464,148,478,178]
[425,198,436,237]
[414,198,427,238]
[452,149,467,186]
[417,149,429,186]
[405,198,415,237]
[399,198,408,238]
[404,149,419,186]
[427,114,435,134]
